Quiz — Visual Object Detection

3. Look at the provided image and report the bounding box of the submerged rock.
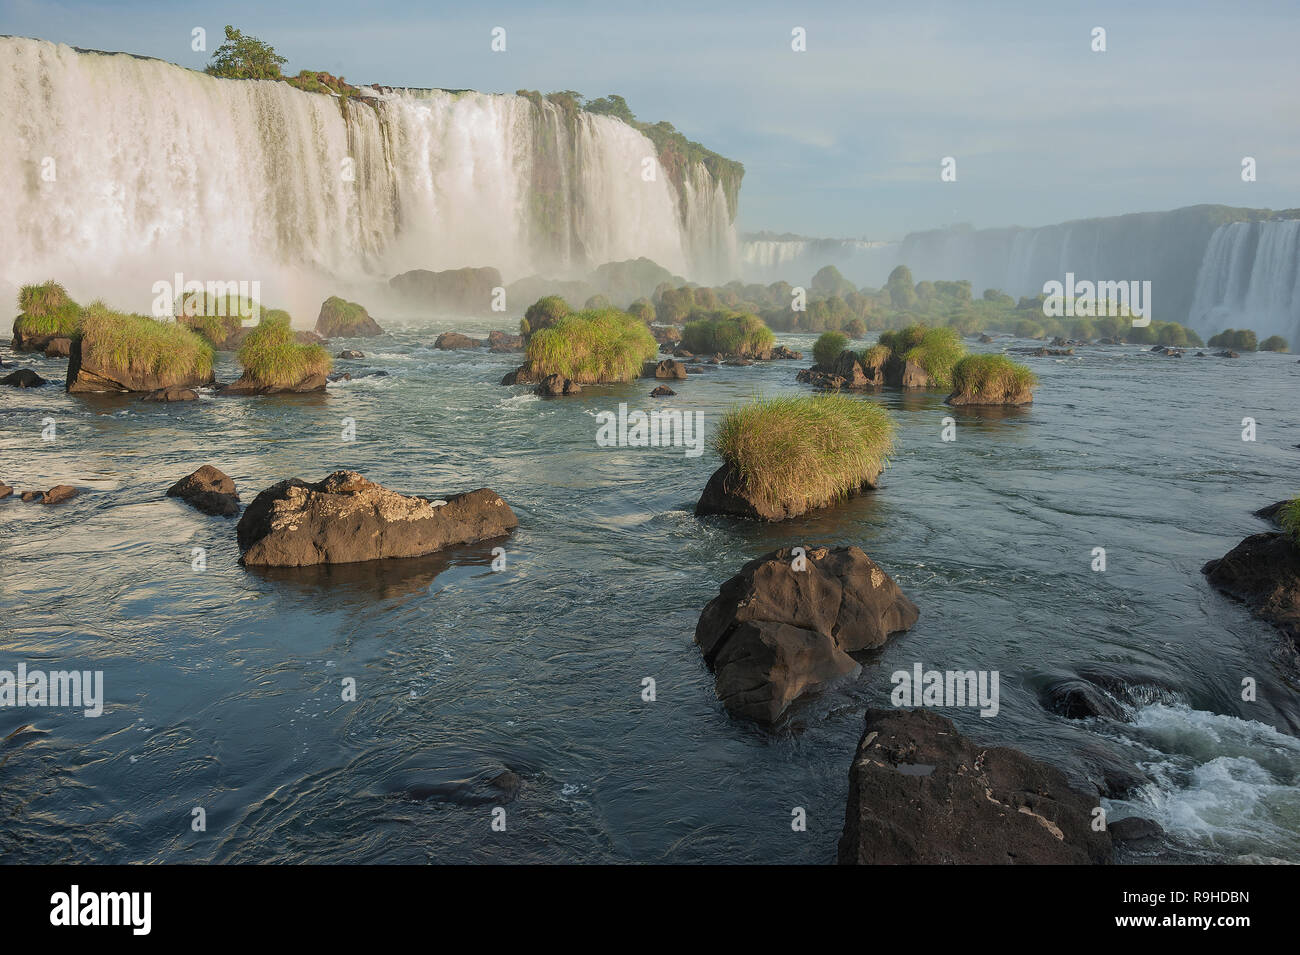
[650,385,676,397]
[838,708,1112,864]
[237,470,518,567]
[1,368,46,388]
[500,366,538,386]
[646,358,687,380]
[337,349,365,360]
[1040,678,1128,721]
[1109,816,1163,846]
[434,331,484,350]
[695,546,919,725]
[41,485,78,506]
[167,465,240,517]
[219,370,327,395]
[141,385,198,402]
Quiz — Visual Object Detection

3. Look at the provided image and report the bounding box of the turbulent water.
[2,328,1297,863]
[0,36,738,319]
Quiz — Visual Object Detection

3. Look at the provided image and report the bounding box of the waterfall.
[0,36,738,320]
[739,237,896,286]
[1190,220,1300,339]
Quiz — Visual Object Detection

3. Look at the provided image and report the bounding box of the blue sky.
[5,0,1297,239]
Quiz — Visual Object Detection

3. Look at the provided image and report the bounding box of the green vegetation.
[79,302,214,380]
[711,394,895,516]
[176,289,257,346]
[681,310,775,357]
[949,354,1037,404]
[584,294,612,310]
[236,319,331,386]
[522,295,571,338]
[812,331,849,368]
[14,281,81,337]
[1261,335,1290,353]
[204,25,287,79]
[1208,328,1259,351]
[626,299,656,324]
[899,326,966,388]
[524,308,658,383]
[316,296,373,333]
[1278,497,1300,544]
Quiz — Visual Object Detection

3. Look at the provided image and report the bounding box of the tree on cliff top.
[205,26,287,80]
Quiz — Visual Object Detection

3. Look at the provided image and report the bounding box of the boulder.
[650,385,676,397]
[646,358,687,380]
[41,485,78,505]
[389,267,503,315]
[695,546,919,724]
[236,470,518,567]
[219,372,327,396]
[315,297,383,338]
[1040,678,1127,721]
[20,491,39,502]
[294,330,326,345]
[770,345,803,360]
[487,330,523,352]
[535,373,582,397]
[837,708,1113,864]
[337,349,365,359]
[141,385,199,402]
[45,337,72,358]
[2,368,46,388]
[1109,816,1163,846]
[501,366,538,386]
[978,334,995,343]
[0,481,12,499]
[434,332,485,350]
[1202,531,1300,643]
[67,338,215,394]
[167,465,240,517]
[889,356,936,388]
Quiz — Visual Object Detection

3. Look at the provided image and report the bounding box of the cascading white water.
[739,237,895,285]
[1189,220,1300,339]
[0,36,738,320]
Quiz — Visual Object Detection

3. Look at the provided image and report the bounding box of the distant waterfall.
[1190,220,1300,339]
[0,36,738,319]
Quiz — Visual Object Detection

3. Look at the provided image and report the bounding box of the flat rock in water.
[142,385,198,402]
[167,465,240,517]
[695,546,919,724]
[837,708,1113,864]
[434,332,484,350]
[237,470,518,567]
[535,374,581,396]
[2,368,45,388]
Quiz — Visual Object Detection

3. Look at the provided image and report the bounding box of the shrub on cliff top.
[813,331,850,368]
[682,310,775,357]
[205,25,287,80]
[237,319,331,387]
[524,308,657,383]
[15,281,82,336]
[79,302,214,380]
[711,394,895,516]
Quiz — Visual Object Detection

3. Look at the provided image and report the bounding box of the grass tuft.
[1279,498,1300,545]
[711,394,895,515]
[812,331,849,368]
[15,281,81,336]
[78,302,214,379]
[524,308,658,383]
[950,353,1037,404]
[682,310,775,356]
[176,290,259,346]
[237,318,331,386]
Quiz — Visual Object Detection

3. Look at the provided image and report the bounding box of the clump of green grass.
[949,354,1038,405]
[524,307,658,383]
[78,301,214,380]
[317,296,371,330]
[877,325,926,356]
[900,326,966,388]
[1279,498,1300,544]
[1261,335,1290,353]
[859,343,890,369]
[812,331,849,368]
[522,296,571,338]
[711,394,895,515]
[15,281,82,336]
[176,290,259,346]
[237,319,332,386]
[682,310,775,356]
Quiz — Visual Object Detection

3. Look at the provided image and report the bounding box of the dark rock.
[1216,350,1239,358]
[337,349,365,359]
[1109,816,1163,845]
[434,331,484,350]
[0,481,11,499]
[294,330,326,346]
[20,491,40,502]
[1,368,45,388]
[167,465,240,517]
[650,385,675,397]
[44,337,72,358]
[1203,531,1300,643]
[646,358,687,380]
[1040,678,1127,721]
[770,345,803,360]
[695,546,919,724]
[838,708,1113,864]
[487,330,523,352]
[1254,501,1286,526]
[41,485,78,505]
[723,357,754,367]
[218,371,327,396]
[501,366,538,386]
[535,373,581,396]
[237,470,518,567]
[141,385,198,402]
[68,338,215,394]
[672,348,695,359]
[327,372,352,382]
[978,334,994,343]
